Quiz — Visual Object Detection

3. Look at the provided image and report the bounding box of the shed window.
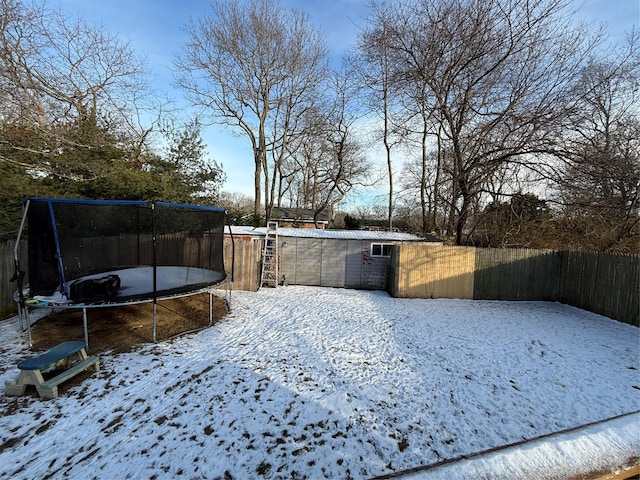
[371,243,394,257]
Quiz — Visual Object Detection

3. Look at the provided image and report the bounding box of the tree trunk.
[253,154,262,221]
[383,87,393,232]
[433,125,443,234]
[455,177,471,246]
[420,119,429,236]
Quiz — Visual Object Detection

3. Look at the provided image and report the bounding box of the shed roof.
[227,226,441,242]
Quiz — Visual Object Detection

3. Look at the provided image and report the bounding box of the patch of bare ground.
[30,292,228,354]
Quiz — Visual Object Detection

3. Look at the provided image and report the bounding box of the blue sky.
[55,0,639,204]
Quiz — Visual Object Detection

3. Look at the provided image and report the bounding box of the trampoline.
[12,197,234,349]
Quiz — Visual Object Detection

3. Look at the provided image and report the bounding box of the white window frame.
[370,242,394,257]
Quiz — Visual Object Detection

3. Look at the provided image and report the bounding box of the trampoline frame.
[14,281,231,351]
[13,197,235,351]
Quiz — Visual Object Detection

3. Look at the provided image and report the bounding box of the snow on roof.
[227,225,438,242]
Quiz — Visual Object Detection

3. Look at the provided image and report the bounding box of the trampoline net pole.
[46,200,67,295]
[152,201,157,343]
[13,198,30,329]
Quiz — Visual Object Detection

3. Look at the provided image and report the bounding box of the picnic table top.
[17,341,87,371]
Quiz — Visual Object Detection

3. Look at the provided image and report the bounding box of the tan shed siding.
[395,244,475,299]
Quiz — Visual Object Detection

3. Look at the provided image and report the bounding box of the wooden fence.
[2,237,638,326]
[224,236,261,292]
[389,245,638,327]
[560,251,639,327]
[473,248,562,301]
[388,244,476,299]
[0,239,27,320]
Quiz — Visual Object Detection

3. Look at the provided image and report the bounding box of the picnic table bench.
[4,341,100,399]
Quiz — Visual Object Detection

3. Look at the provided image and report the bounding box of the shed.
[227,226,441,291]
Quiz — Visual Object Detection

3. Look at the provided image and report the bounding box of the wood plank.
[585,464,639,480]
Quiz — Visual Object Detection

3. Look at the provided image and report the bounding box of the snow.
[1,286,638,479]
[67,266,225,299]
[227,225,429,242]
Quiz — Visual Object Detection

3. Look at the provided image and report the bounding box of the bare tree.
[279,110,325,209]
[355,24,406,231]
[370,0,600,244]
[283,71,371,224]
[174,0,328,222]
[392,74,444,236]
[555,33,640,251]
[218,191,255,224]
[0,0,151,157]
[0,0,198,237]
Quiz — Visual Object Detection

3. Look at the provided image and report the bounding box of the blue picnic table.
[5,341,100,399]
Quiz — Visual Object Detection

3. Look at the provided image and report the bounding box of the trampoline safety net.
[23,198,227,304]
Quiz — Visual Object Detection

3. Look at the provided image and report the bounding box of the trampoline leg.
[19,304,30,333]
[17,304,24,331]
[209,290,213,327]
[153,302,157,342]
[83,307,89,351]
[26,307,33,349]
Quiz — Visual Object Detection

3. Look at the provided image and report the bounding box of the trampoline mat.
[67,266,225,304]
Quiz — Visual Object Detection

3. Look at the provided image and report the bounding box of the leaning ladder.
[260,221,279,288]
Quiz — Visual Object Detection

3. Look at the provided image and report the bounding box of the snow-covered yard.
[1,286,638,479]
